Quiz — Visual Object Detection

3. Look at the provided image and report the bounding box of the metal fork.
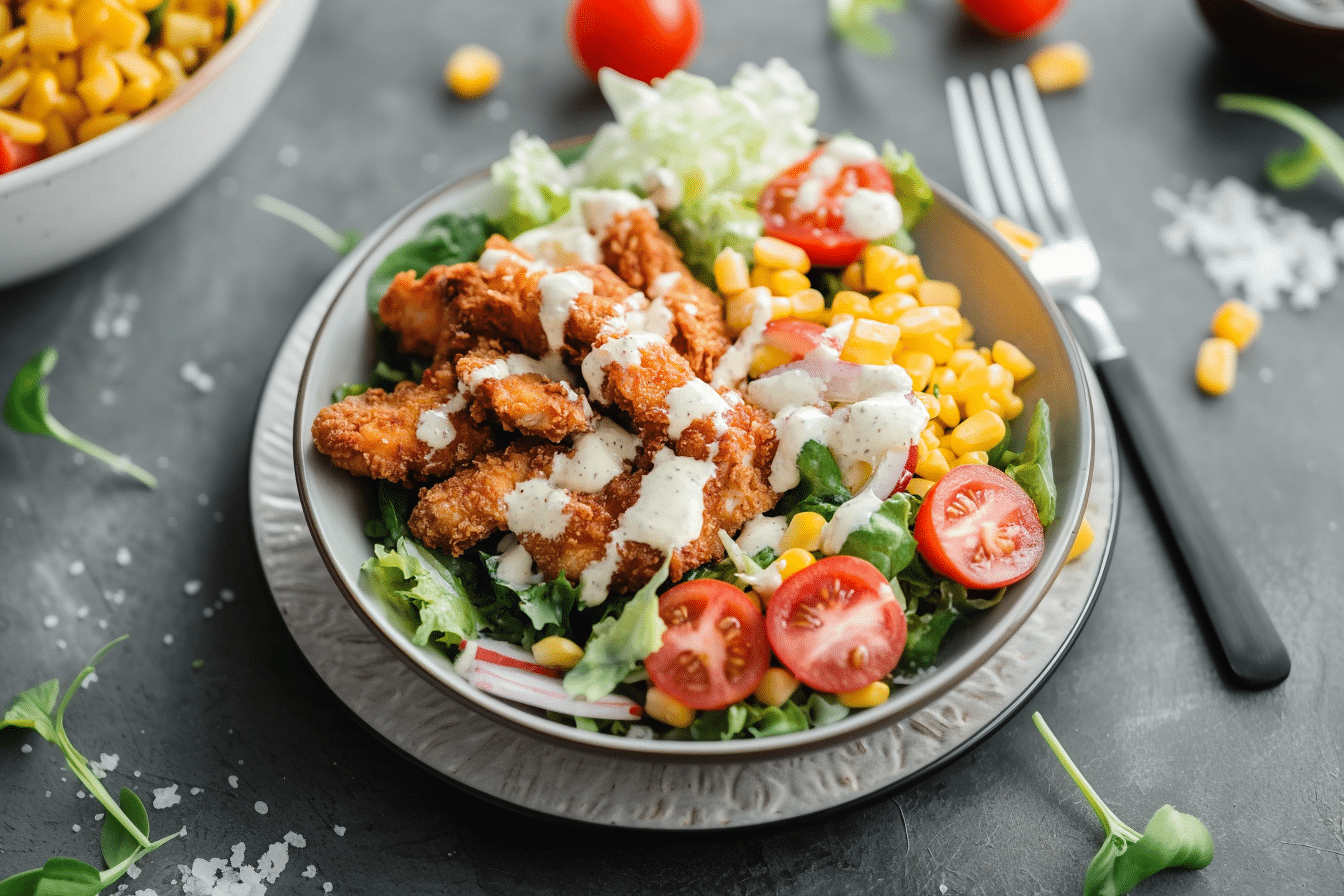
[947,66,1291,689]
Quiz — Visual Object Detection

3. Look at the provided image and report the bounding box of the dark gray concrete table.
[3,1,1342,893]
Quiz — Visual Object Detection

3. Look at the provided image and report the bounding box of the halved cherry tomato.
[757,145,895,268]
[567,0,702,84]
[765,556,906,694]
[0,133,45,176]
[957,0,1065,38]
[645,579,770,710]
[762,318,835,359]
[913,464,1044,589]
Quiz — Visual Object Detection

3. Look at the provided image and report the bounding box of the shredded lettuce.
[660,191,763,285]
[880,140,934,232]
[480,553,581,645]
[490,132,573,237]
[563,557,671,701]
[362,538,486,647]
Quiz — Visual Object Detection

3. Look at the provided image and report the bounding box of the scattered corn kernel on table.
[3,1,1343,893]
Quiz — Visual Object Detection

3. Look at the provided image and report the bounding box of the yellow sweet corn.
[43,110,71,152]
[841,259,865,291]
[781,511,826,554]
[1027,41,1092,94]
[906,477,935,498]
[0,106,44,142]
[913,390,940,419]
[771,267,811,297]
[1068,518,1094,561]
[749,262,777,289]
[75,56,120,114]
[790,288,827,321]
[937,391,960,428]
[162,12,209,51]
[713,246,750,296]
[871,290,918,323]
[916,279,961,309]
[754,236,810,272]
[531,635,584,671]
[1195,337,1237,396]
[1210,299,1261,350]
[774,548,816,581]
[445,43,501,100]
[0,66,30,106]
[914,444,951,481]
[75,110,127,142]
[754,668,800,707]
[26,6,78,55]
[0,27,28,63]
[840,318,901,366]
[952,450,990,467]
[837,680,890,708]
[896,304,961,337]
[645,687,695,728]
[991,339,1036,380]
[831,290,872,320]
[749,345,794,379]
[947,347,987,376]
[18,67,59,120]
[946,410,1006,456]
[992,216,1044,258]
[897,350,934,393]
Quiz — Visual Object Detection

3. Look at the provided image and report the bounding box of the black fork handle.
[1094,353,1291,688]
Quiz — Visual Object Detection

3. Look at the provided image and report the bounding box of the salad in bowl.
[296,59,1091,749]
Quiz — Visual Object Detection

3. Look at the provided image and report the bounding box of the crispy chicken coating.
[456,346,593,442]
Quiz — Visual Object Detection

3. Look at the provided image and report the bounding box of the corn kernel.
[75,57,120,115]
[952,363,990,403]
[937,391,960,428]
[1027,40,1092,94]
[0,4,9,33]
[1195,337,1237,396]
[1068,518,1095,561]
[870,291,917,323]
[928,365,957,397]
[152,48,185,100]
[0,67,31,106]
[749,262,777,289]
[906,477,935,498]
[896,304,961,337]
[111,76,154,113]
[914,390,939,419]
[897,351,934,393]
[112,49,159,84]
[162,12,210,51]
[767,295,795,320]
[862,244,922,292]
[831,290,872,319]
[841,260,865,291]
[840,318,902,366]
[52,91,83,127]
[531,635,584,671]
[963,392,1004,419]
[754,667,800,707]
[754,236,809,272]
[914,445,951,481]
[19,68,60,121]
[916,279,961,309]
[1210,299,1261,350]
[978,346,994,364]
[445,43,501,100]
[771,267,811,297]
[843,459,873,493]
[947,410,1007,456]
[75,110,126,142]
[80,39,110,72]
[991,340,1036,380]
[43,111,72,153]
[837,680,890,708]
[952,450,990,467]
[986,363,1015,403]
[645,687,695,728]
[1002,391,1025,420]
[749,345,794,379]
[774,548,816,582]
[72,0,110,43]
[175,45,199,71]
[956,317,976,345]
[27,6,79,55]
[53,55,77,91]
[992,216,1044,258]
[790,288,826,321]
[0,28,28,64]
[0,107,45,143]
[781,511,827,554]
[713,246,750,296]
[904,331,955,364]
[947,347,987,376]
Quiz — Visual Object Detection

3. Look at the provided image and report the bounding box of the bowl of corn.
[0,0,318,288]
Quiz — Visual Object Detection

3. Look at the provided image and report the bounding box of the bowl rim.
[0,0,293,195]
[1204,0,1344,28]
[291,153,1095,760]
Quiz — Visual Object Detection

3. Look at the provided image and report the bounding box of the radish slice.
[455,637,562,679]
[464,663,643,720]
[865,443,919,498]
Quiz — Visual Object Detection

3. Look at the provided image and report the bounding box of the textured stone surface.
[3,0,1342,893]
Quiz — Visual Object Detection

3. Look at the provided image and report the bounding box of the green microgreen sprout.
[1217,94,1344,191]
[828,0,904,56]
[4,348,158,488]
[1033,712,1214,896]
[253,194,361,255]
[1,637,182,895]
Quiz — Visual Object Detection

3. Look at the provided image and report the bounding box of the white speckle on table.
[56,639,68,650]
[156,456,170,470]
[116,547,132,566]
[134,771,141,777]
[218,176,237,197]
[92,290,140,340]
[487,99,509,121]
[68,560,84,576]
[278,144,300,167]
[420,153,440,173]
[323,883,332,893]
[202,607,214,618]
[302,865,317,879]
[227,775,238,788]
[76,606,89,618]
[99,388,117,405]
[94,813,103,820]
[180,361,215,393]
[73,824,81,832]
[20,744,32,753]
[184,580,202,596]
[221,589,236,602]
[152,785,181,809]
[163,634,173,646]
[254,801,268,815]
[332,826,345,837]
[126,862,140,879]
[77,790,86,798]
[43,615,58,628]
[98,619,108,629]
[104,589,125,605]
[97,753,119,772]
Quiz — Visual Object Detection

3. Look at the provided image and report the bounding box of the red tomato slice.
[913,464,1045,589]
[957,0,1065,37]
[567,0,702,84]
[765,556,906,694]
[645,579,770,710]
[762,318,834,359]
[757,145,895,268]
[0,133,45,175]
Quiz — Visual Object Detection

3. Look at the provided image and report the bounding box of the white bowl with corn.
[0,0,318,288]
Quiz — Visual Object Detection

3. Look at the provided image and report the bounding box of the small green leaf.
[1218,93,1344,191]
[840,492,919,580]
[4,349,157,488]
[0,857,103,896]
[222,0,238,40]
[145,1,169,45]
[1,679,60,742]
[100,788,150,869]
[829,0,904,56]
[1004,399,1055,527]
[773,440,852,521]
[564,557,671,701]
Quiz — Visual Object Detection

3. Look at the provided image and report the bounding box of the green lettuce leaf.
[1,679,60,742]
[839,492,919,580]
[1003,399,1056,527]
[880,140,934,232]
[480,553,581,640]
[684,546,777,587]
[366,211,493,313]
[774,440,853,521]
[660,191,763,285]
[490,132,573,237]
[361,538,485,647]
[563,558,671,701]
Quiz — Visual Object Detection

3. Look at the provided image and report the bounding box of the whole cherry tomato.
[567,0,702,84]
[956,0,1066,38]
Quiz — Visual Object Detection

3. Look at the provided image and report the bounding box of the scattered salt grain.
[191,787,204,795]
[332,826,345,837]
[92,291,140,340]
[184,580,203,596]
[77,606,89,618]
[134,771,141,777]
[203,607,214,618]
[43,615,58,628]
[126,863,140,879]
[56,639,68,650]
[20,744,32,753]
[302,866,317,879]
[133,889,159,896]
[153,784,182,809]
[95,813,104,820]
[69,560,85,576]
[77,790,86,798]
[73,824,81,832]
[283,833,305,848]
[221,589,236,602]
[1155,176,1343,311]
[99,753,119,771]
[180,362,216,394]
[179,835,303,895]
[98,619,108,629]
[228,775,238,788]
[278,144,300,167]
[105,589,126,605]
[116,547,132,566]
[323,883,332,893]
[487,99,509,121]
[254,801,268,815]
[163,634,174,646]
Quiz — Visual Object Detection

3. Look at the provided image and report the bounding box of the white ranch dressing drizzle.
[505,478,572,540]
[415,393,468,452]
[711,289,774,389]
[580,332,662,401]
[496,540,544,588]
[841,187,902,240]
[666,379,730,443]
[821,490,884,556]
[769,405,839,493]
[478,247,548,275]
[578,447,716,606]
[538,270,593,353]
[736,513,789,556]
[513,224,601,266]
[550,419,639,494]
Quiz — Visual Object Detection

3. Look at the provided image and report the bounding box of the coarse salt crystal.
[43,615,58,628]
[228,775,238,788]
[332,825,345,837]
[184,580,203,596]
[254,801,268,815]
[152,784,182,809]
[116,547,132,566]
[20,744,32,753]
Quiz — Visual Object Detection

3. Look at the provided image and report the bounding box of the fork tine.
[1010,65,1089,239]
[967,72,1027,226]
[989,69,1061,244]
[945,77,1000,222]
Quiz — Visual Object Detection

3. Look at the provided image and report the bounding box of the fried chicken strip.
[456,345,593,442]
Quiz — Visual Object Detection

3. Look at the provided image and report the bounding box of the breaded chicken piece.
[310,362,498,484]
[456,346,593,442]
[377,265,460,358]
[601,209,731,379]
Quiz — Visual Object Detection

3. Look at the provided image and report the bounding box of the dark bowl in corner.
[1195,0,1344,90]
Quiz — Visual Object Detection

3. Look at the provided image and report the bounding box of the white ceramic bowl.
[293,165,1095,760]
[0,0,319,289]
